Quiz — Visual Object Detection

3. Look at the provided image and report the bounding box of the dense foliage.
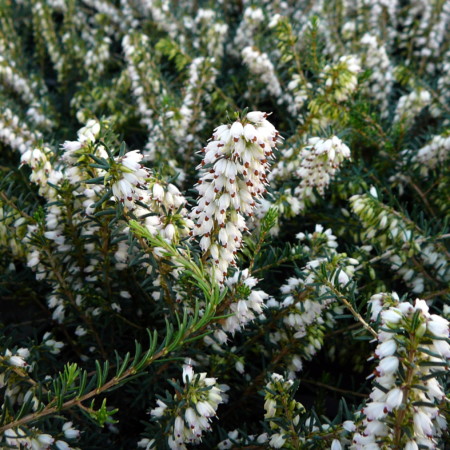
[0,0,449,449]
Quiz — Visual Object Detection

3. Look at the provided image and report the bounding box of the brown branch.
[300,378,368,399]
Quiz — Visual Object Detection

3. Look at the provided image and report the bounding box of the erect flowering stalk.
[263,136,351,221]
[359,33,394,119]
[406,132,450,178]
[306,55,361,131]
[20,145,61,199]
[351,295,449,449]
[241,46,282,99]
[350,189,449,293]
[393,87,431,127]
[269,226,358,376]
[321,55,361,103]
[145,363,224,449]
[293,136,351,210]
[0,107,42,155]
[0,203,27,258]
[190,110,280,282]
[263,373,305,449]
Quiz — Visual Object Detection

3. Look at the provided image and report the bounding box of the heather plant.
[0,0,449,449]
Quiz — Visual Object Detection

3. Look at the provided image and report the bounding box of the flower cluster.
[350,190,449,293]
[0,55,52,129]
[4,428,54,450]
[209,269,271,342]
[360,33,394,118]
[62,120,193,243]
[4,422,79,450]
[108,150,150,210]
[263,373,305,448]
[293,136,351,210]
[351,296,449,449]
[0,107,42,154]
[217,430,268,449]
[264,135,351,221]
[122,32,169,161]
[21,146,60,198]
[268,225,358,375]
[0,204,27,258]
[174,57,218,153]
[286,74,311,115]
[394,87,431,126]
[229,7,265,57]
[146,363,224,449]
[409,133,450,177]
[193,9,228,59]
[190,111,280,282]
[3,348,30,369]
[322,55,361,102]
[241,46,282,99]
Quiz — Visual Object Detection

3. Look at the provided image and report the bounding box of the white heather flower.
[42,332,64,354]
[152,183,165,202]
[321,55,361,103]
[363,402,388,421]
[331,439,342,450]
[264,398,276,418]
[75,326,87,337]
[55,440,71,450]
[270,228,356,374]
[20,148,46,169]
[210,269,271,338]
[360,33,394,118]
[368,292,394,321]
[363,419,388,437]
[404,441,419,450]
[263,373,304,446]
[386,388,403,410]
[413,410,434,437]
[376,356,399,376]
[62,421,80,440]
[427,314,448,337]
[269,433,286,448]
[182,363,194,382]
[375,339,397,358]
[150,399,167,418]
[78,119,100,143]
[343,420,356,432]
[16,348,30,359]
[137,438,155,449]
[37,433,55,446]
[190,111,279,282]
[380,308,403,324]
[5,349,28,368]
